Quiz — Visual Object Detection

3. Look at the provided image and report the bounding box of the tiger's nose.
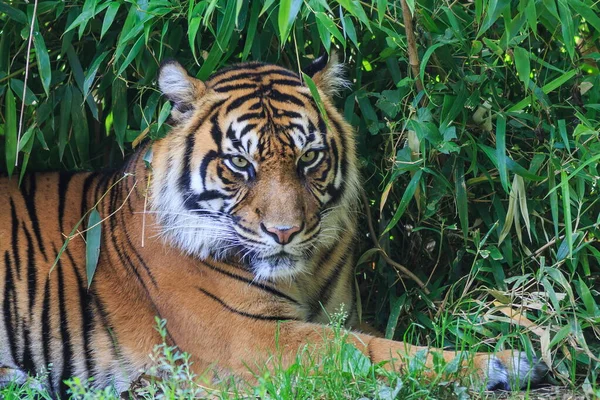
[261,224,302,245]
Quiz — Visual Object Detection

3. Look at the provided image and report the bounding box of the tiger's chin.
[249,254,308,281]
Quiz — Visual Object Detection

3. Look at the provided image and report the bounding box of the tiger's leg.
[367,336,547,390]
[160,307,545,392]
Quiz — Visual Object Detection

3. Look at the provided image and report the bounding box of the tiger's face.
[151,55,358,280]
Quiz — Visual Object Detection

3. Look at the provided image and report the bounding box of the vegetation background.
[1,0,599,397]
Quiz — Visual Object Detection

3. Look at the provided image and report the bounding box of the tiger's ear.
[158,60,205,124]
[304,52,349,97]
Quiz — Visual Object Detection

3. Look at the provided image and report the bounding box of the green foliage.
[1,0,600,393]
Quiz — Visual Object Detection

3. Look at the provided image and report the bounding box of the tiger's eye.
[300,151,317,163]
[231,156,249,168]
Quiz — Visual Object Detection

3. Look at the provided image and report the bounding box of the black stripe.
[80,172,101,231]
[58,172,75,232]
[202,260,299,305]
[270,78,302,87]
[57,261,74,397]
[20,175,47,260]
[9,198,21,279]
[213,82,258,92]
[196,190,226,202]
[21,328,36,377]
[270,89,305,107]
[3,252,17,363]
[316,254,349,314]
[41,278,52,381]
[236,111,264,122]
[179,133,196,194]
[21,223,37,314]
[211,68,299,85]
[197,287,296,321]
[73,266,95,378]
[226,92,262,113]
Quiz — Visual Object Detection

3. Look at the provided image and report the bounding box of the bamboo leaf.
[112,76,128,154]
[495,114,509,193]
[455,158,469,241]
[513,46,530,90]
[32,30,51,96]
[560,170,572,259]
[4,88,17,176]
[86,208,102,288]
[70,89,90,167]
[101,2,120,39]
[83,51,109,100]
[58,85,73,161]
[278,0,302,44]
[383,169,423,234]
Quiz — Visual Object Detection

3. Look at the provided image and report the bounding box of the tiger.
[0,54,546,397]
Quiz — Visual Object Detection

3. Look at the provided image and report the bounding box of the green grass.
[1,312,596,399]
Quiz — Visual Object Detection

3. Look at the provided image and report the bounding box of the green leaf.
[508,69,577,112]
[557,0,574,60]
[86,208,102,288]
[10,79,38,105]
[376,0,387,24]
[383,169,423,234]
[101,2,120,39]
[314,12,345,45]
[455,159,469,241]
[35,127,49,151]
[83,51,109,100]
[117,34,145,76]
[112,76,127,153]
[18,125,36,185]
[58,85,73,161]
[385,294,405,339]
[569,0,600,33]
[0,2,28,24]
[242,0,260,61]
[495,114,509,193]
[157,101,172,131]
[278,0,302,44]
[341,14,358,46]
[197,0,237,80]
[4,88,17,176]
[32,30,51,96]
[513,46,530,90]
[525,0,537,34]
[419,42,447,97]
[337,0,370,28]
[560,170,572,259]
[302,73,330,127]
[70,89,90,166]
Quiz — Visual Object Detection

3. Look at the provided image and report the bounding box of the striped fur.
[0,56,545,396]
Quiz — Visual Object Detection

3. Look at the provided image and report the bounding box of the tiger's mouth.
[242,251,307,280]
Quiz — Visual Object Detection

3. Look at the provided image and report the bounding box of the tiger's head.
[150,54,359,280]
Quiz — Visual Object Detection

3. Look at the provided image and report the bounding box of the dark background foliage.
[1,0,599,388]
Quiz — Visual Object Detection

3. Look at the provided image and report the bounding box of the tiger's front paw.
[475,350,548,391]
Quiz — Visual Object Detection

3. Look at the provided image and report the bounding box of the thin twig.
[400,0,424,95]
[361,191,430,294]
[16,0,39,166]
